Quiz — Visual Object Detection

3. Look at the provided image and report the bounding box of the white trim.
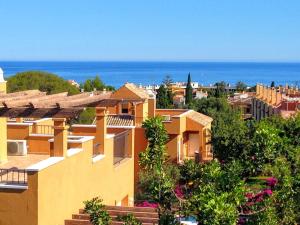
[26,157,64,172]
[72,124,96,128]
[32,118,52,123]
[7,122,33,126]
[72,124,135,129]
[29,134,53,137]
[106,134,115,139]
[67,148,83,157]
[92,154,105,163]
[107,125,135,129]
[48,136,95,144]
[0,184,28,190]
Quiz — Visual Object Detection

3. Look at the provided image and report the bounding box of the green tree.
[270,81,275,88]
[236,81,247,92]
[138,117,179,224]
[163,75,174,107]
[185,73,193,105]
[84,79,94,92]
[183,160,246,225]
[82,76,115,92]
[93,75,105,90]
[7,71,80,95]
[156,84,172,109]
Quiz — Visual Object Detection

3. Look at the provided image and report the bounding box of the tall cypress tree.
[185,73,193,105]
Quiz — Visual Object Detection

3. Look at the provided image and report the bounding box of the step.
[107,209,159,218]
[65,219,92,225]
[105,205,157,213]
[79,206,157,214]
[110,215,158,224]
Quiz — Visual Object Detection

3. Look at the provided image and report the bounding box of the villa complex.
[0,69,212,225]
[252,84,300,120]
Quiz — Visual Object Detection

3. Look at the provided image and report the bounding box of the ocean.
[0,61,300,88]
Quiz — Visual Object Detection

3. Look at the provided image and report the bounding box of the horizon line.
[1,59,300,63]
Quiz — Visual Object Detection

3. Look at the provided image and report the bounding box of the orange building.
[252,84,300,120]
[0,79,212,225]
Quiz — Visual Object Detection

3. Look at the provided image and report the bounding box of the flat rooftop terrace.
[0,154,49,169]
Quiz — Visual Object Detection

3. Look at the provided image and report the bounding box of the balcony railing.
[30,124,54,135]
[0,168,28,185]
[113,130,130,165]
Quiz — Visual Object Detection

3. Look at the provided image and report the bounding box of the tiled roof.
[186,110,213,127]
[107,115,134,126]
[124,83,150,99]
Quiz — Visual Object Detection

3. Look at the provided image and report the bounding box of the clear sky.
[0,0,300,61]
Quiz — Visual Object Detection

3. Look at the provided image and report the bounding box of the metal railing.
[113,130,130,165]
[0,168,28,185]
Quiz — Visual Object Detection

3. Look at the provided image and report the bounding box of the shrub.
[83,197,111,225]
[117,214,142,225]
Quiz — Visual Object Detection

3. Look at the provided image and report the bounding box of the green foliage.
[270,81,275,88]
[185,73,193,105]
[117,214,142,225]
[208,81,228,97]
[7,71,80,95]
[183,160,246,225]
[75,107,96,124]
[82,75,115,92]
[139,117,169,169]
[83,197,111,225]
[263,157,297,224]
[138,117,179,224]
[156,84,173,109]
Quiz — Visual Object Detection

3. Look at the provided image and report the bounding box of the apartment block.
[0,72,212,225]
[252,84,300,120]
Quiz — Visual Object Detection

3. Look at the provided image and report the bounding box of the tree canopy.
[7,71,80,95]
[81,75,115,92]
[185,73,193,105]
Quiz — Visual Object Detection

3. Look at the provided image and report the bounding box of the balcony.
[113,130,131,165]
[0,154,49,189]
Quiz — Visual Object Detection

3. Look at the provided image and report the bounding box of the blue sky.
[0,0,300,61]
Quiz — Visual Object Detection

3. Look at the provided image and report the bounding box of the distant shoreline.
[1,61,299,88]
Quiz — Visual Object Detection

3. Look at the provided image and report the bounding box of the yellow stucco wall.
[37,138,134,225]
[0,172,38,225]
[0,135,134,225]
[0,82,7,94]
[7,124,30,140]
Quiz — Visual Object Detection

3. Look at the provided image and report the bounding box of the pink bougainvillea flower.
[263,189,273,196]
[265,177,278,187]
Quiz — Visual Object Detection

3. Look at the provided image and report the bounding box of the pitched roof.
[186,110,213,127]
[111,83,149,100]
[107,115,134,126]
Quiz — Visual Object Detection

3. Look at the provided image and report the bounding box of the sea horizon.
[1,61,300,88]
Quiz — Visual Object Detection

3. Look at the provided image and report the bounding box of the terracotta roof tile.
[186,110,213,127]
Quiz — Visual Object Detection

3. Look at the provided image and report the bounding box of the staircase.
[65,205,159,225]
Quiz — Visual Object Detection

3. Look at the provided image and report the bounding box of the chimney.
[52,118,67,157]
[276,91,282,105]
[267,88,272,104]
[95,107,107,155]
[271,88,276,105]
[148,97,156,118]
